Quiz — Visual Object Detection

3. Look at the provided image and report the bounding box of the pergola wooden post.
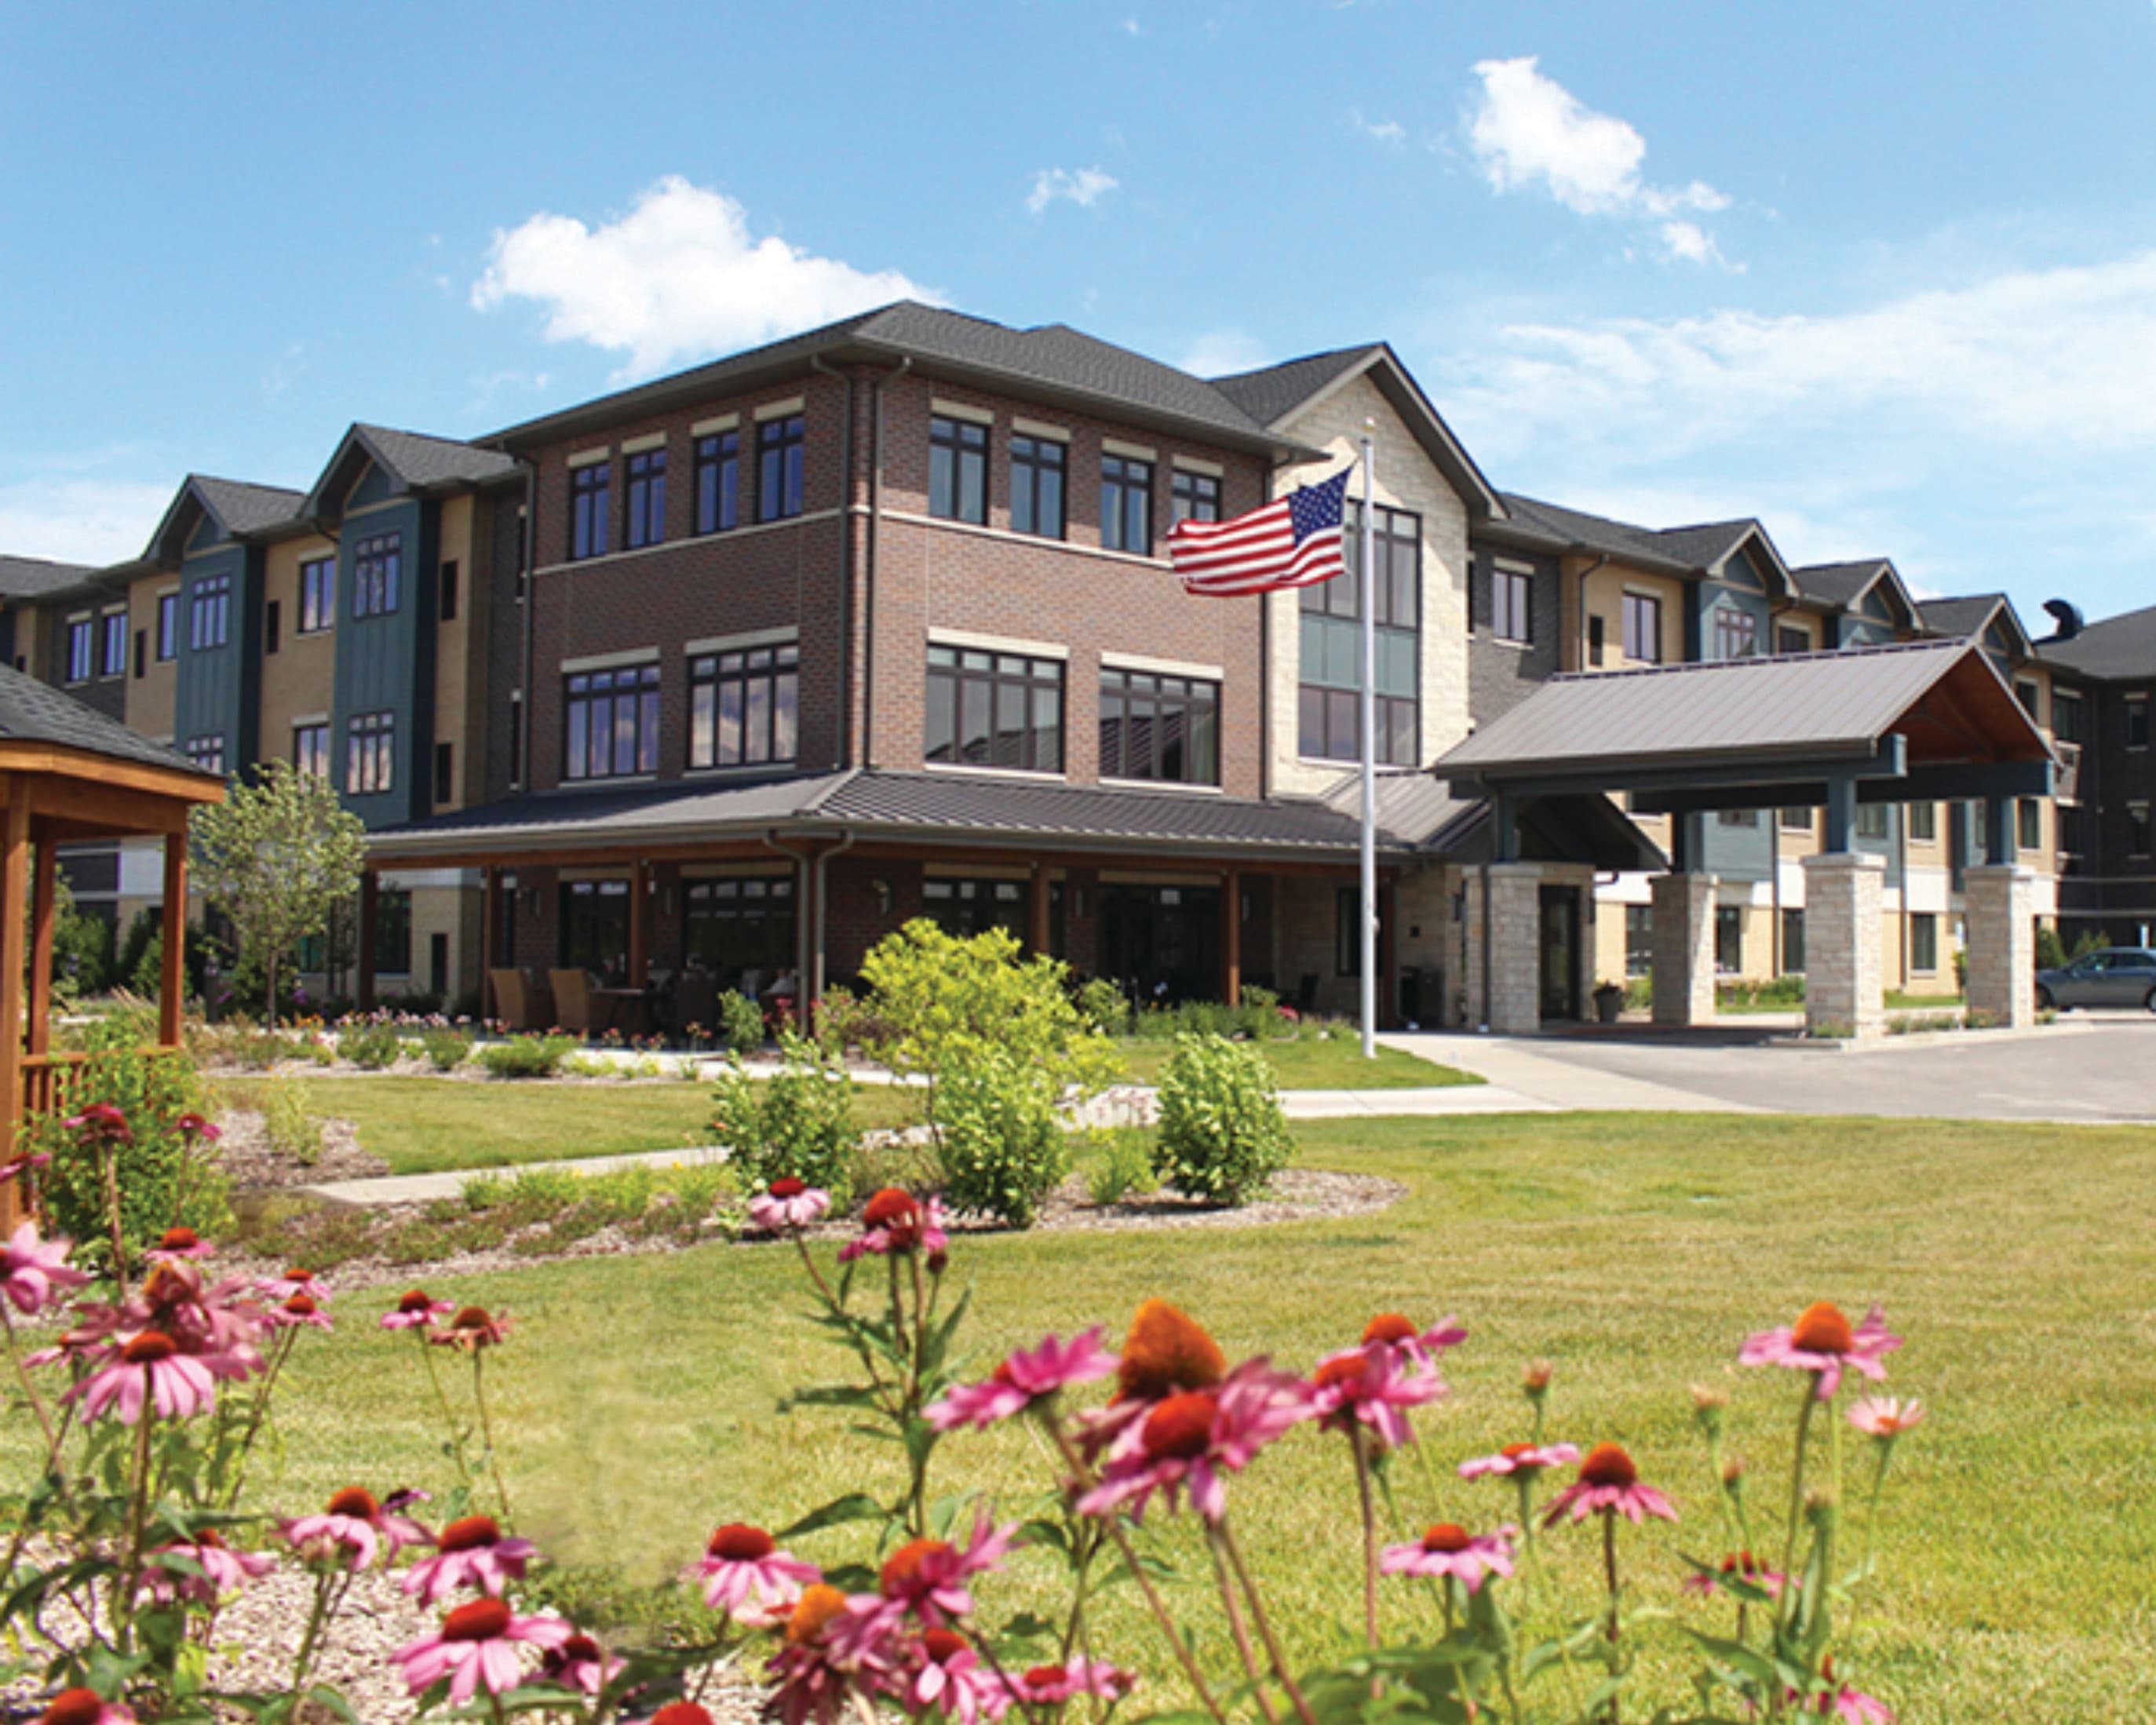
[159,832,188,1049]
[1221,867,1242,1006]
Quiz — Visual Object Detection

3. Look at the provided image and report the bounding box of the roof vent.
[2042,598,2084,641]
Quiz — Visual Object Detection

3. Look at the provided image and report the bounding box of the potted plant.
[1592,977,1626,1024]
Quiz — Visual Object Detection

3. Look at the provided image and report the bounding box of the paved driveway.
[1387,1014,2156,1125]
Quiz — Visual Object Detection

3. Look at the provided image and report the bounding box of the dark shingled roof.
[191,476,305,538]
[1647,519,1764,569]
[1209,346,1384,429]
[354,425,520,490]
[1492,494,1675,565]
[0,554,99,600]
[0,662,213,776]
[1795,560,1894,607]
[2040,602,2156,681]
[489,301,1301,454]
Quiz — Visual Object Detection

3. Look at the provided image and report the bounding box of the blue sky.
[5,2,2154,624]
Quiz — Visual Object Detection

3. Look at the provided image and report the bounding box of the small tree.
[189,761,369,1026]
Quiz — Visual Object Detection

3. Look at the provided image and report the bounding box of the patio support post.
[1803,851,1885,1039]
[1984,795,2014,866]
[0,787,28,1216]
[358,870,379,1012]
[479,867,497,1018]
[1029,864,1052,957]
[1651,869,1718,1027]
[27,839,56,1057]
[1484,862,1543,1034]
[1222,869,1242,1007]
[629,859,650,987]
[1964,864,2036,1029]
[159,832,187,1048]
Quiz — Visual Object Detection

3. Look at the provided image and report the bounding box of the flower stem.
[472,1351,515,1523]
[116,1399,157,1651]
[1600,1510,1623,1725]
[1206,1526,1282,1725]
[1217,1514,1319,1725]
[420,1330,474,1487]
[0,1306,63,1476]
[1349,1426,1381,1650]
[1775,1384,1819,1650]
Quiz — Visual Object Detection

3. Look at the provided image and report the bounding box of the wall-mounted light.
[874,878,893,914]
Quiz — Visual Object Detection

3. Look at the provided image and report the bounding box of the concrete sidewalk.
[1379,1031,1761,1114]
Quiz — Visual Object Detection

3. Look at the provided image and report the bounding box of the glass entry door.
[1539,885,1580,1021]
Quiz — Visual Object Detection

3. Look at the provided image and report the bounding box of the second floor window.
[626,449,667,549]
[1300,502,1419,765]
[1100,454,1152,553]
[1712,604,1759,660]
[564,663,660,781]
[757,414,805,522]
[695,431,739,534]
[1099,667,1219,785]
[1010,435,1066,538]
[352,534,401,618]
[190,575,231,650]
[346,711,395,795]
[155,593,177,661]
[2018,798,2042,852]
[294,722,330,779]
[65,618,93,682]
[1170,468,1221,525]
[299,556,335,633]
[691,643,799,768]
[1622,592,1662,663]
[926,644,1063,773]
[570,463,611,560]
[930,415,989,524]
[1491,566,1532,644]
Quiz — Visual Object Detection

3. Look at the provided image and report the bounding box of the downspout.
[1574,555,1611,670]
[808,354,856,769]
[516,460,537,790]
[863,357,913,768]
[812,829,858,1008]
[762,830,818,1021]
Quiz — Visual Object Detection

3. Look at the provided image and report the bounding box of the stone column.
[1803,852,1885,1039]
[1485,862,1544,1034]
[1651,872,1717,1027]
[1964,864,2036,1029]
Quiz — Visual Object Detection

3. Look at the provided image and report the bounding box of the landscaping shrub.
[1081,1124,1158,1205]
[262,1078,323,1165]
[936,1044,1067,1226]
[711,1030,857,1205]
[418,1025,474,1070]
[337,1020,407,1070]
[474,1031,578,1078]
[1074,975,1129,1035]
[717,986,767,1052]
[1151,1030,1293,1205]
[52,904,115,999]
[1235,983,1286,1040]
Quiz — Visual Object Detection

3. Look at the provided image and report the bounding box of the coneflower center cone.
[707,1523,775,1562]
[41,1689,106,1725]
[1578,1443,1638,1489]
[119,1332,177,1364]
[1421,1523,1472,1553]
[1140,1391,1219,1461]
[438,1515,503,1552]
[922,1628,969,1663]
[786,1584,848,1645]
[443,1597,513,1641]
[1790,1302,1855,1355]
[1362,1313,1417,1346]
[881,1537,954,1596]
[327,1486,380,1519]
[1118,1300,1226,1400]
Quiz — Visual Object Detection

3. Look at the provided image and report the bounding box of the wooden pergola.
[0,669,224,1224]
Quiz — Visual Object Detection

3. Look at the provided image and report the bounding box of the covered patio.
[1435,640,2055,1038]
[0,667,224,1225]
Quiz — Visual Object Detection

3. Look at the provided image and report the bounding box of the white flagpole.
[1359,429,1378,1060]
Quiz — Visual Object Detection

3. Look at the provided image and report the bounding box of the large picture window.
[682,876,795,991]
[926,645,1063,773]
[625,448,667,549]
[1299,501,1419,765]
[1010,434,1066,538]
[564,663,660,782]
[345,711,395,795]
[690,643,799,769]
[352,534,401,618]
[560,879,630,976]
[570,463,610,560]
[694,431,739,535]
[929,415,989,524]
[1100,453,1152,553]
[757,414,805,522]
[1098,666,1219,784]
[923,877,1028,939]
[189,575,231,650]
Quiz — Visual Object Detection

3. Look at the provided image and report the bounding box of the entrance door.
[1539,886,1580,1020]
[1099,884,1222,1004]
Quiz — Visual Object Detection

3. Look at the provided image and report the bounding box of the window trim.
[756,414,806,523]
[562,662,662,783]
[569,462,611,562]
[928,414,990,526]
[351,532,402,620]
[624,447,668,551]
[1009,430,1067,539]
[345,710,396,797]
[297,555,336,634]
[688,641,801,771]
[925,643,1066,776]
[693,429,741,536]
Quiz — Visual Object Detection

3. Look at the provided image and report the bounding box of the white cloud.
[0,477,171,566]
[1180,329,1270,376]
[1465,57,1731,262]
[1120,16,1142,35]
[470,176,934,380]
[1348,108,1406,144]
[1026,167,1120,215]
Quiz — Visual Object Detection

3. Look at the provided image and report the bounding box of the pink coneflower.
[539,1629,619,1697]
[69,1332,218,1424]
[37,1690,135,1724]
[1308,1342,1446,1450]
[1541,1444,1679,1527]
[1740,1303,1900,1401]
[139,1529,274,1605]
[175,1113,221,1144]
[1681,1549,1784,1600]
[928,1327,1118,1430]
[381,1288,454,1331]
[1379,1523,1518,1593]
[1794,1664,1894,1722]
[264,1292,334,1333]
[283,1486,429,1570]
[402,1515,539,1604]
[144,1226,215,1264]
[2,1222,89,1318]
[257,1266,328,1304]
[1848,1396,1925,1439]
[839,1188,950,1262]
[999,1659,1133,1708]
[749,1177,832,1233]
[390,1596,571,1704]
[770,1583,889,1725]
[633,1706,717,1725]
[869,1514,1019,1627]
[1078,1362,1311,1524]
[0,1149,53,1185]
[1359,1311,1469,1367]
[903,1628,1003,1725]
[63,1103,131,1145]
[1071,1299,1231,1459]
[431,1304,512,1351]
[691,1524,820,1619]
[1459,1441,1581,1481]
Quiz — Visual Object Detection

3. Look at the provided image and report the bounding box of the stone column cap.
[1961,862,2037,881]
[1801,851,1888,873]
[1485,861,1545,878]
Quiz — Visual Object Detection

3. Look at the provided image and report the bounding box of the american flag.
[1169,469,1352,597]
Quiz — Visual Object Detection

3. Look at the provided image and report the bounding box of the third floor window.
[626,449,667,550]
[1100,454,1153,553]
[1010,435,1066,538]
[930,415,989,524]
[757,414,805,522]
[564,663,660,782]
[1299,502,1420,766]
[1712,604,1760,660]
[352,534,401,618]
[570,463,611,560]
[155,593,177,661]
[299,556,335,633]
[1490,565,1532,644]
[189,574,231,651]
[2127,694,2150,750]
[1170,468,1221,526]
[100,610,126,677]
[691,643,799,769]
[695,431,739,535]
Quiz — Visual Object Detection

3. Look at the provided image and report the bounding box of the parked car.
[2034,947,2156,1012]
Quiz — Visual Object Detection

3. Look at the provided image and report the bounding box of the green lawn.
[170,1110,2156,1722]
[1115,1037,1479,1089]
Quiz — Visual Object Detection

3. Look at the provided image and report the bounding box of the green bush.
[2035,924,2069,973]
[474,1033,578,1078]
[53,907,115,1000]
[1236,984,1285,1041]
[710,1030,857,1205]
[1151,1033,1292,1206]
[1074,976,1130,1036]
[936,1045,1066,1227]
[418,1027,474,1071]
[717,989,767,1053]
[337,1022,406,1070]
[263,1080,323,1165]
[1082,1125,1158,1205]
[25,1020,228,1262]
